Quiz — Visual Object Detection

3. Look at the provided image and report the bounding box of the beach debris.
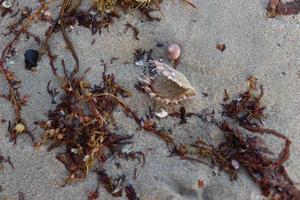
[8,121,34,144]
[182,0,197,9]
[216,44,226,52]
[87,190,99,200]
[155,109,168,118]
[141,118,157,131]
[59,0,165,35]
[125,22,140,40]
[223,89,229,102]
[220,78,300,199]
[198,179,206,188]
[14,123,26,133]
[35,59,142,193]
[167,44,181,61]
[169,106,195,124]
[156,42,164,47]
[230,159,239,170]
[46,80,60,104]
[1,0,12,9]
[0,3,49,144]
[139,61,195,104]
[1,1,298,199]
[96,170,125,197]
[0,154,14,170]
[222,76,265,128]
[135,60,144,66]
[24,49,39,71]
[125,184,139,200]
[219,123,299,200]
[164,78,300,199]
[267,0,300,17]
[133,48,154,68]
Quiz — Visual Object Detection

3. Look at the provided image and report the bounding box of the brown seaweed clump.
[221,77,300,200]
[218,123,299,200]
[167,77,300,199]
[267,0,300,17]
[35,63,143,199]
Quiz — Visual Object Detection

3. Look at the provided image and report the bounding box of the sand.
[0,0,300,199]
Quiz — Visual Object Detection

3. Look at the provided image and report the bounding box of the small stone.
[231,159,240,170]
[198,179,206,188]
[24,49,39,70]
[216,44,226,52]
[167,44,181,61]
[14,123,26,133]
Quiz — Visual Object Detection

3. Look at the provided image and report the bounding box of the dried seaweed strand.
[59,0,80,77]
[125,22,140,40]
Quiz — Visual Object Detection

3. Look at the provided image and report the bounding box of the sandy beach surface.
[0,0,300,199]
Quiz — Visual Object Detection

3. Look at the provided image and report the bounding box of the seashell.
[139,61,196,104]
[167,44,181,61]
[155,109,168,118]
[14,123,26,133]
[2,0,12,9]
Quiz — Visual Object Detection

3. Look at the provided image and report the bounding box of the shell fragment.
[139,60,196,104]
[155,109,169,118]
[2,0,12,9]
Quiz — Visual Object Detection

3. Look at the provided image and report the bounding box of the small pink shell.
[167,44,181,61]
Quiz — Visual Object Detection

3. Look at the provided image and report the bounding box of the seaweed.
[46,80,60,104]
[125,184,139,200]
[222,76,265,128]
[0,155,14,170]
[267,0,300,17]
[1,1,298,199]
[219,123,299,199]
[216,44,226,52]
[36,69,139,184]
[0,1,53,143]
[125,22,140,40]
[169,107,196,124]
[220,77,300,199]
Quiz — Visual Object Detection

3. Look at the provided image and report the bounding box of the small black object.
[156,42,164,47]
[24,49,39,70]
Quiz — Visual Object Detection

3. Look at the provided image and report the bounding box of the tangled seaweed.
[221,77,299,199]
[0,0,299,199]
[267,0,300,17]
[219,123,299,199]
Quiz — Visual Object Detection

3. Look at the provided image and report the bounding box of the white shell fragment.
[135,60,144,66]
[155,109,169,118]
[231,159,240,170]
[140,60,196,104]
[2,0,12,8]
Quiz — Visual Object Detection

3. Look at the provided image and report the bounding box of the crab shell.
[140,61,196,104]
